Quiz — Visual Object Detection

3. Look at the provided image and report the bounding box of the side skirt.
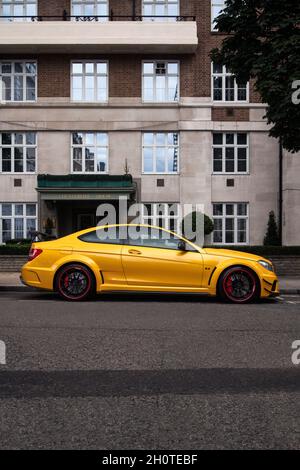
[98,285,212,295]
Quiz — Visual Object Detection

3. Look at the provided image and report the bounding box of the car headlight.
[258,260,274,272]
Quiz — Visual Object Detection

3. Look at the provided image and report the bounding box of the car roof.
[70,224,202,252]
[75,223,176,237]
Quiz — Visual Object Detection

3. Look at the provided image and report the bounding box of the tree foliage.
[264,211,280,246]
[211,0,300,153]
[182,212,214,238]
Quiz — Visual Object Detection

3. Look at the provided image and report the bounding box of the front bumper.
[261,274,280,298]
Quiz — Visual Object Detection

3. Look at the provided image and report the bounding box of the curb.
[279,289,300,295]
[0,286,299,295]
[0,286,37,292]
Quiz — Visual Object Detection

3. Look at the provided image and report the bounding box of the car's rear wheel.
[55,264,95,301]
[218,266,260,303]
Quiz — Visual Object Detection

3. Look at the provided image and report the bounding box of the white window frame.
[212,203,249,245]
[211,0,226,31]
[0,0,37,21]
[71,60,108,103]
[142,0,180,22]
[71,0,109,20]
[142,132,179,174]
[0,203,37,244]
[71,132,109,174]
[212,132,249,174]
[142,60,180,103]
[0,60,37,103]
[141,203,181,233]
[0,131,37,174]
[212,63,249,103]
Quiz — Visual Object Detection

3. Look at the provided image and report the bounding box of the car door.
[121,226,204,289]
[77,226,126,287]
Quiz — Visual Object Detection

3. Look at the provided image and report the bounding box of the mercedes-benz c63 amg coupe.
[21,224,279,302]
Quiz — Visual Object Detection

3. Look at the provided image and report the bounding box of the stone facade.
[0,0,299,245]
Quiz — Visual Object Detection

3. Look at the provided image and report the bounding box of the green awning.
[37,174,134,189]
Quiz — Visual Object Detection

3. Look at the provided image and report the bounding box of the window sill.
[210,31,227,35]
[0,172,36,175]
[0,100,37,104]
[212,243,249,246]
[70,172,109,175]
[142,101,180,105]
[71,100,108,104]
[212,101,250,105]
[212,172,250,176]
[142,172,180,176]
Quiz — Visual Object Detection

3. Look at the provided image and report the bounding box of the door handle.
[128,249,142,255]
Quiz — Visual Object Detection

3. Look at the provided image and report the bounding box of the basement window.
[0,203,37,243]
[213,203,249,244]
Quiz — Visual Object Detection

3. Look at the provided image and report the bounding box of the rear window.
[78,227,121,245]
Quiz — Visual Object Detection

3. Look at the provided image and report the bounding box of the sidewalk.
[0,272,299,295]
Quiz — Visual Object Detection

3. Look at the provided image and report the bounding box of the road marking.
[273,295,300,305]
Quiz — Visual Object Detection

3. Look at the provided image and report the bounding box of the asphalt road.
[0,291,299,450]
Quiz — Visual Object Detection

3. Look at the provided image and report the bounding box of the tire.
[55,264,95,301]
[218,266,260,304]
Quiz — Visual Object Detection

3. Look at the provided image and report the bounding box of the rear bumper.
[19,274,47,291]
[20,275,30,288]
[21,264,54,290]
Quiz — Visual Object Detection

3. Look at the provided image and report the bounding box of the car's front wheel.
[218,266,260,303]
[55,264,95,301]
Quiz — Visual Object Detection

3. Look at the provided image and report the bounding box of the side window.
[78,227,121,244]
[127,227,181,251]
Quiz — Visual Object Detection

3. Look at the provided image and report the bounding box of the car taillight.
[28,247,43,261]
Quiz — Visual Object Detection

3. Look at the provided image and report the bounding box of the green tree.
[264,211,280,246]
[211,0,300,153]
[182,212,214,240]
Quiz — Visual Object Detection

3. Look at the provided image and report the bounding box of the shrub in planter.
[182,212,214,242]
[4,239,31,245]
[264,211,280,246]
[0,244,31,255]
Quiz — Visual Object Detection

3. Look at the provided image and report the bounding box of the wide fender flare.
[209,259,262,295]
[52,254,103,289]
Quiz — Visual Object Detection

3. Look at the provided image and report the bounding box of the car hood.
[203,248,269,263]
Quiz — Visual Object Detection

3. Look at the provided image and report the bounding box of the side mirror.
[177,240,186,251]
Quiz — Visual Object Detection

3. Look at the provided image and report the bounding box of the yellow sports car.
[21,224,279,303]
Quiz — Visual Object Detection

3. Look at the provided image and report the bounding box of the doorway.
[77,213,95,231]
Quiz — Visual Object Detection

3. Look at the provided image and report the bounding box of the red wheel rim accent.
[223,268,256,303]
[58,266,91,300]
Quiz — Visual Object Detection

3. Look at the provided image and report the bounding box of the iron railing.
[0,13,196,22]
